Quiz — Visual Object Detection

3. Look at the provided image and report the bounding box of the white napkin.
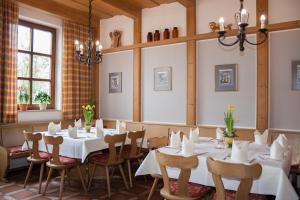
[68,125,78,139]
[270,140,284,160]
[182,135,194,156]
[189,127,199,142]
[96,119,104,130]
[21,141,33,151]
[276,134,288,150]
[169,131,181,148]
[48,122,57,135]
[231,140,248,163]
[116,120,126,134]
[254,129,268,145]
[216,128,224,140]
[96,127,104,138]
[74,119,82,128]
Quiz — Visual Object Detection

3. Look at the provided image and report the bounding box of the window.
[17,20,56,109]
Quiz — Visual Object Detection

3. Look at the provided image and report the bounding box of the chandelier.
[74,0,103,67]
[217,0,268,51]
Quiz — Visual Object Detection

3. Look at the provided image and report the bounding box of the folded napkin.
[116,120,126,134]
[189,127,199,142]
[270,140,284,160]
[231,140,248,163]
[68,125,78,139]
[96,127,104,138]
[169,131,181,148]
[276,134,288,150]
[74,119,82,128]
[254,129,268,145]
[96,119,104,130]
[48,122,57,135]
[182,135,194,156]
[216,128,224,140]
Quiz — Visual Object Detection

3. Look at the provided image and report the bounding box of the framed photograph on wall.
[292,60,300,90]
[215,64,238,91]
[109,72,122,93]
[154,67,172,91]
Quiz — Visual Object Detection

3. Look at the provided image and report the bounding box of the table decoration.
[82,103,95,133]
[189,127,199,142]
[169,131,181,148]
[223,104,239,148]
[270,140,284,160]
[34,91,51,110]
[231,140,248,162]
[254,129,269,145]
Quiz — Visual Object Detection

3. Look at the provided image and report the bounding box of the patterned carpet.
[0,168,162,200]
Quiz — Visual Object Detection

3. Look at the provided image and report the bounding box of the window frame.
[17,20,56,110]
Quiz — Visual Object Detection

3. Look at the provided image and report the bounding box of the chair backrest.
[156,151,198,198]
[148,136,169,151]
[206,156,262,200]
[127,130,145,158]
[167,128,184,140]
[43,135,63,165]
[23,131,42,159]
[104,133,127,164]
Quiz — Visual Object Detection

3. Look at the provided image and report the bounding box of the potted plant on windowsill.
[17,86,29,111]
[223,104,239,148]
[34,92,51,110]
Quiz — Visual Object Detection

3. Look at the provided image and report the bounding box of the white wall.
[269,29,300,131]
[197,35,257,128]
[18,4,63,122]
[142,2,186,43]
[100,51,133,121]
[100,15,134,49]
[269,0,300,24]
[196,0,256,34]
[142,43,187,124]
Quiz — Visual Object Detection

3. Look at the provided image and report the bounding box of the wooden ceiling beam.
[177,0,195,7]
[97,0,141,19]
[17,0,99,26]
[151,0,177,4]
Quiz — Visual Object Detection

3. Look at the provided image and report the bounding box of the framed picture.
[154,67,172,91]
[292,61,300,90]
[215,64,238,91]
[109,72,122,93]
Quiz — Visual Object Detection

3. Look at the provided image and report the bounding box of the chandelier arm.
[244,32,268,46]
[218,36,240,47]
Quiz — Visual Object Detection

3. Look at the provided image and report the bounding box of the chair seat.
[27,151,49,162]
[39,152,49,159]
[169,180,211,198]
[212,190,268,200]
[90,153,123,165]
[59,156,78,166]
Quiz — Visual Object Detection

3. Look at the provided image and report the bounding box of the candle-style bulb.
[75,40,79,45]
[219,17,225,31]
[96,40,100,46]
[260,14,266,29]
[241,8,248,24]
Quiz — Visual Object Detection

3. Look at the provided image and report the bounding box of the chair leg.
[118,164,129,190]
[24,162,34,188]
[147,177,159,200]
[43,168,53,196]
[87,164,97,191]
[127,160,133,188]
[66,169,71,186]
[38,163,45,194]
[59,169,65,200]
[105,166,111,198]
[77,166,87,192]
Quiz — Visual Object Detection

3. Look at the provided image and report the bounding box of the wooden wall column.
[93,19,100,118]
[256,0,269,131]
[133,12,142,122]
[186,2,196,125]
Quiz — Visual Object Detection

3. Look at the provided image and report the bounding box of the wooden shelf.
[101,21,300,54]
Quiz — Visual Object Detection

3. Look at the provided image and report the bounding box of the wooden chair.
[156,151,211,200]
[123,130,145,188]
[43,135,87,200]
[206,156,267,200]
[88,133,129,198]
[147,136,169,200]
[23,131,49,193]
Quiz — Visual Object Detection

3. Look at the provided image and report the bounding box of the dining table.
[135,137,299,200]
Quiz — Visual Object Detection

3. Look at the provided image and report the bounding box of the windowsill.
[18,109,61,113]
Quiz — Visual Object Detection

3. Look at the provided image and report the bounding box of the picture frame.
[109,72,122,93]
[154,67,172,91]
[292,60,300,90]
[215,64,238,91]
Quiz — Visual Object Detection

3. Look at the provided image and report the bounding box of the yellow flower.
[92,105,95,108]
[82,105,85,109]
[227,104,234,113]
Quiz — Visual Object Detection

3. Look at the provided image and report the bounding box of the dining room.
[0,0,300,199]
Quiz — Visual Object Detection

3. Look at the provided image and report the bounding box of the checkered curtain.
[62,20,92,120]
[0,0,18,123]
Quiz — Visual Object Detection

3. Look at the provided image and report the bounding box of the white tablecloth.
[135,138,298,200]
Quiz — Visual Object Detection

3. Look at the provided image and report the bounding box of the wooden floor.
[0,168,162,200]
